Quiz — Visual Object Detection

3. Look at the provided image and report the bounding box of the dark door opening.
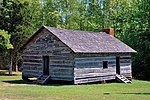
[116,56,120,74]
[43,56,49,75]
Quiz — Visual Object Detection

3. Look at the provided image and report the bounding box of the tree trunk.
[0,62,2,69]
[0,52,2,69]
[9,49,12,75]
[15,63,18,72]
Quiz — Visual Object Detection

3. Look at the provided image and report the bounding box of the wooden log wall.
[74,54,132,84]
[22,29,74,81]
[74,55,116,84]
[22,53,43,77]
[120,55,132,78]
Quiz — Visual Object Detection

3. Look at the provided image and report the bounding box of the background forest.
[0,0,150,80]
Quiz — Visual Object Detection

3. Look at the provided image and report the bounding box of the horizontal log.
[120,67,132,76]
[50,66,73,70]
[75,56,116,62]
[23,66,38,70]
[52,53,72,56]
[23,51,40,55]
[24,59,42,63]
[22,64,42,68]
[74,67,116,75]
[49,56,74,60]
[50,59,74,63]
[23,71,41,77]
[74,75,116,84]
[51,74,73,78]
[24,47,70,52]
[50,63,73,66]
[22,54,43,57]
[23,73,39,78]
[50,67,73,75]
[74,72,116,79]
[23,69,40,73]
[50,59,72,62]
[75,64,116,68]
[50,65,73,67]
[74,62,100,67]
[51,77,73,81]
[23,66,42,71]
[23,53,66,57]
[120,56,131,59]
[23,56,42,59]
[120,68,131,73]
[120,66,131,69]
[51,72,73,76]
[120,59,131,63]
[120,64,131,67]
[23,62,42,67]
[23,70,42,74]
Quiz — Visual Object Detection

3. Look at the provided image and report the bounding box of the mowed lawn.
[0,73,150,100]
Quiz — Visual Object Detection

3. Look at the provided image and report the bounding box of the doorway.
[43,56,49,75]
[116,56,120,74]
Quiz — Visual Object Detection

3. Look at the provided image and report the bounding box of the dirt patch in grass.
[1,82,36,86]
[2,79,37,87]
[2,80,37,87]
[0,97,10,100]
[0,71,21,75]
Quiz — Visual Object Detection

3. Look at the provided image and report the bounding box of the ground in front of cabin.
[0,72,150,100]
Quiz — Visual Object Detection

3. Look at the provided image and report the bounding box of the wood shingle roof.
[21,26,136,53]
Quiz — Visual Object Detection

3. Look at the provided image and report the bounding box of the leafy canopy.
[0,30,13,50]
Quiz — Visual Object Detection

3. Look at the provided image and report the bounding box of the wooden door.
[116,56,120,74]
[43,56,49,75]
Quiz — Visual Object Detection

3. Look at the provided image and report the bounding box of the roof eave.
[74,51,136,54]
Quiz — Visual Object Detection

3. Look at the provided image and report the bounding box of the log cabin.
[20,26,136,84]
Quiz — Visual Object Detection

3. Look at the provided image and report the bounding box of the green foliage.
[133,30,150,80]
[0,0,42,70]
[0,29,13,49]
[101,0,150,80]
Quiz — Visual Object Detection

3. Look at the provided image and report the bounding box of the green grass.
[0,74,150,100]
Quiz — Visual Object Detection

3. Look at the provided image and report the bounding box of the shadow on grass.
[103,93,110,95]
[2,80,71,86]
[118,92,150,95]
[3,80,34,85]
[0,74,19,76]
[2,78,122,87]
[103,92,150,95]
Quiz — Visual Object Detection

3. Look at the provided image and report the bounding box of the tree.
[131,0,150,80]
[0,0,42,71]
[0,29,13,73]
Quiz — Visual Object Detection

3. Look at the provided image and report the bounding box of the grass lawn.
[0,73,150,100]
